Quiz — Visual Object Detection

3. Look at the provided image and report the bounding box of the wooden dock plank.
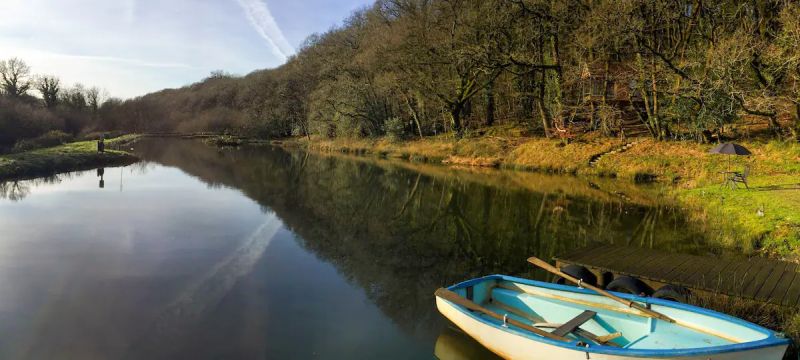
[755,262,792,301]
[616,249,670,279]
[741,263,777,299]
[737,266,772,299]
[555,243,605,263]
[736,259,775,292]
[607,248,663,276]
[716,260,755,297]
[683,257,731,288]
[556,244,625,268]
[633,251,687,280]
[582,246,641,270]
[657,253,696,280]
[698,259,740,291]
[782,269,800,306]
[768,264,798,304]
[663,257,704,286]
[554,244,800,307]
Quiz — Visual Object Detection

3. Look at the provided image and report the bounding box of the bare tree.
[86,86,106,113]
[37,75,61,108]
[0,57,33,97]
[61,83,87,110]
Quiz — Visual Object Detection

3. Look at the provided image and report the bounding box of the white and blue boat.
[435,275,789,360]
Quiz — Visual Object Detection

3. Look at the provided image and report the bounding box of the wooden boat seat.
[552,310,597,337]
[487,292,623,347]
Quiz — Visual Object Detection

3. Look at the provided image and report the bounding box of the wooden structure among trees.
[573,63,650,138]
[555,244,800,307]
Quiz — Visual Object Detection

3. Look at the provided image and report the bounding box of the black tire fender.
[653,284,692,303]
[551,264,598,287]
[606,276,654,297]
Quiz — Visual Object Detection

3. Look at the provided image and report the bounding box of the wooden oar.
[527,257,675,323]
[435,288,570,342]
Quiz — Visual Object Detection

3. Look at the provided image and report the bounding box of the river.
[0,138,712,359]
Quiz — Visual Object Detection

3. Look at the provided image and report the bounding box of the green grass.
[0,135,139,181]
[680,174,800,257]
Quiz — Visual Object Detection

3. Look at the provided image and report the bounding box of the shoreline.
[4,132,798,261]
[271,133,800,261]
[0,135,140,181]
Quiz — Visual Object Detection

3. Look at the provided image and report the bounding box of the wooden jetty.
[554,244,800,307]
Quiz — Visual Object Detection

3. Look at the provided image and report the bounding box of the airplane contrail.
[236,0,295,60]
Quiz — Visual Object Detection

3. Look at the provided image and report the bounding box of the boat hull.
[435,276,789,360]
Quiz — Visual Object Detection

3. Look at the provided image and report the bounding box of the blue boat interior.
[449,276,775,351]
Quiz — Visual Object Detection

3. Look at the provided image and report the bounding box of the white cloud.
[1,46,199,99]
[236,0,295,60]
[124,0,137,24]
[0,0,368,98]
[50,52,194,70]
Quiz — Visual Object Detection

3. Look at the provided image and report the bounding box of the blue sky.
[0,0,373,98]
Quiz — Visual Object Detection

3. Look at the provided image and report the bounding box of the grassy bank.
[278,128,800,260]
[0,135,140,181]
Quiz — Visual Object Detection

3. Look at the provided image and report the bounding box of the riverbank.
[276,130,800,260]
[0,135,139,181]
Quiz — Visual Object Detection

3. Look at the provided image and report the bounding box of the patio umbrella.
[709,143,752,180]
[708,143,752,156]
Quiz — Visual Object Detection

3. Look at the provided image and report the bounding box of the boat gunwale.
[441,274,790,357]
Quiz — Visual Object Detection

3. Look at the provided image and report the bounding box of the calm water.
[0,139,711,359]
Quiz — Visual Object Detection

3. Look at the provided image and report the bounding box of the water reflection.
[133,139,707,344]
[97,168,105,188]
[435,326,500,360]
[0,175,67,201]
[0,138,710,359]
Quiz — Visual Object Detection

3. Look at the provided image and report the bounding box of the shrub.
[0,97,65,149]
[11,130,73,152]
[385,117,407,142]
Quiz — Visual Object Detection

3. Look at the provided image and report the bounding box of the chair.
[729,165,751,189]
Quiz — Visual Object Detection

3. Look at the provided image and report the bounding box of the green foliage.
[8,1,800,143]
[384,117,406,142]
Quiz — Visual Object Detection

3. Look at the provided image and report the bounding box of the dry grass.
[291,129,624,175]
[596,139,800,187]
[507,137,616,174]
[279,127,800,260]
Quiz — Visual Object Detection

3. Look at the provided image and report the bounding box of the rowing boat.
[435,275,789,359]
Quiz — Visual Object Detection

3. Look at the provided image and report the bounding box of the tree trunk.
[650,58,663,140]
[485,81,495,127]
[794,101,800,140]
[403,92,424,139]
[537,72,552,137]
[635,50,659,140]
[543,35,563,130]
[450,103,464,138]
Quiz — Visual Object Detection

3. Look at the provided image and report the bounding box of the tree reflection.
[132,138,708,341]
[0,174,66,201]
[0,180,30,201]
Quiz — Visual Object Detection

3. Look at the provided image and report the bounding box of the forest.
[2,0,800,150]
[0,58,109,151]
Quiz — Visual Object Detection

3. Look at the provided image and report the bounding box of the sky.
[0,0,373,99]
